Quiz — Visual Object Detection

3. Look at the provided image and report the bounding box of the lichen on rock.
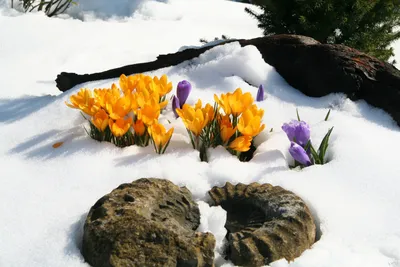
[208,182,316,267]
[82,178,216,267]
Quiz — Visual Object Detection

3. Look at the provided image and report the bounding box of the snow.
[392,38,400,68]
[1,1,400,267]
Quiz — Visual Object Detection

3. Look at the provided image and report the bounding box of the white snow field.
[1,0,400,267]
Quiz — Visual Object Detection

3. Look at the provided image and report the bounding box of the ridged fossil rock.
[208,182,316,267]
[82,178,216,267]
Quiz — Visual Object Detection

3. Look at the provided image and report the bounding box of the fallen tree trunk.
[55,35,318,92]
[56,34,400,126]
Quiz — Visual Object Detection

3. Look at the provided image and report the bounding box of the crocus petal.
[92,109,109,132]
[282,120,310,146]
[289,142,312,166]
[295,121,311,147]
[133,119,146,136]
[282,120,297,141]
[220,125,237,144]
[109,117,133,137]
[256,84,264,102]
[172,95,180,118]
[229,136,252,152]
[177,80,191,106]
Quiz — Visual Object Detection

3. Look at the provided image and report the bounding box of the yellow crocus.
[193,99,215,121]
[131,88,167,111]
[93,88,110,109]
[237,109,266,137]
[136,76,153,93]
[109,83,122,100]
[218,114,232,126]
[134,79,147,93]
[220,124,237,144]
[133,119,146,136]
[136,103,160,126]
[148,123,174,153]
[229,88,254,116]
[153,75,173,96]
[131,89,150,110]
[214,88,253,117]
[109,117,133,137]
[65,88,100,116]
[194,99,202,110]
[119,74,140,95]
[202,103,215,122]
[159,99,168,110]
[218,114,236,144]
[229,135,252,152]
[99,84,123,110]
[249,104,264,118]
[148,80,159,95]
[213,93,231,115]
[176,104,210,136]
[92,109,109,132]
[105,94,132,120]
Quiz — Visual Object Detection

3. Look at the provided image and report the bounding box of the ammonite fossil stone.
[208,182,316,267]
[82,178,216,267]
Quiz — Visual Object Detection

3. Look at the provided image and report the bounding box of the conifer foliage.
[245,0,400,62]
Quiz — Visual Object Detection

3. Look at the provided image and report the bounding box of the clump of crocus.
[148,122,174,154]
[176,99,215,161]
[65,74,174,154]
[177,87,266,162]
[172,80,192,118]
[282,118,333,168]
[215,88,266,161]
[256,84,265,102]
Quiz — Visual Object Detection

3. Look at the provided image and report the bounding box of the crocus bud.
[289,142,312,166]
[172,95,180,118]
[256,84,264,102]
[176,80,191,107]
[282,120,310,147]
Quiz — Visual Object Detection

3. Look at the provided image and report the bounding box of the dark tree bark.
[55,35,318,92]
[56,34,400,126]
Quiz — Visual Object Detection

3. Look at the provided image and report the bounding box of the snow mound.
[1,0,400,266]
[66,0,155,20]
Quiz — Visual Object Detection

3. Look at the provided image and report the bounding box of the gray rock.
[208,182,316,267]
[82,178,215,267]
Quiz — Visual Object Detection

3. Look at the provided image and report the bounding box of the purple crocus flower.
[176,80,191,106]
[172,95,180,118]
[256,84,264,102]
[281,120,310,147]
[289,142,312,166]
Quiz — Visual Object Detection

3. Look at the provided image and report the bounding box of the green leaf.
[324,109,331,121]
[309,144,321,165]
[317,127,334,164]
[305,139,319,165]
[187,129,196,149]
[161,138,171,154]
[304,140,311,152]
[83,125,90,137]
[296,108,301,121]
[80,111,88,121]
